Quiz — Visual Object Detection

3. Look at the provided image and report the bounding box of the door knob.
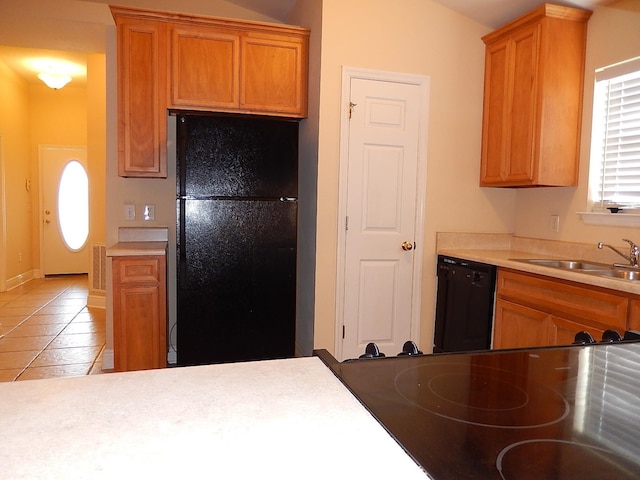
[402,241,414,251]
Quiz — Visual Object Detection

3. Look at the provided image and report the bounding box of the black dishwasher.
[434,255,497,353]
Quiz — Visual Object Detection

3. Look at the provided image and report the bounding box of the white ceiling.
[0,0,629,88]
[430,0,616,29]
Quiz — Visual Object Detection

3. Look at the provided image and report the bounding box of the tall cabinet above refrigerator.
[176,113,298,366]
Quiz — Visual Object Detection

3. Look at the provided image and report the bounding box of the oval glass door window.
[58,160,89,251]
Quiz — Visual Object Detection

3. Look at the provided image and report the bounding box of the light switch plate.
[124,204,136,221]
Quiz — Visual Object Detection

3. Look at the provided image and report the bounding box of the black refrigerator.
[176,113,298,366]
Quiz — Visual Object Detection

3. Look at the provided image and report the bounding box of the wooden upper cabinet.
[114,15,167,178]
[240,33,308,117]
[479,4,591,187]
[111,6,309,178]
[170,26,240,110]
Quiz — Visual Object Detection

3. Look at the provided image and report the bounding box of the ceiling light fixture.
[37,72,72,90]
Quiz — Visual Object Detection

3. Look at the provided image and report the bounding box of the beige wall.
[312,0,515,354]
[513,3,640,245]
[288,0,322,355]
[87,54,107,249]
[0,60,31,283]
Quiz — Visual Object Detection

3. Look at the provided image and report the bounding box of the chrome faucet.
[597,239,640,267]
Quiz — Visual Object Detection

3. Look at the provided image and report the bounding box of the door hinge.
[342,325,345,339]
[348,102,357,120]
[345,216,349,231]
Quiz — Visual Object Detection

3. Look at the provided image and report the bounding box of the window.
[590,57,640,211]
[58,160,89,251]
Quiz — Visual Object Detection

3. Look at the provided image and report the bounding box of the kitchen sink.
[510,258,640,282]
[597,269,640,281]
[512,259,610,270]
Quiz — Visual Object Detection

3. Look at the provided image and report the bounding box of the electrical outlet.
[143,204,156,221]
[124,204,136,221]
[550,214,560,232]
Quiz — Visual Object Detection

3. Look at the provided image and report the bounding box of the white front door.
[40,145,89,275]
[337,70,428,361]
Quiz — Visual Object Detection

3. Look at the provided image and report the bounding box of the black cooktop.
[323,343,640,479]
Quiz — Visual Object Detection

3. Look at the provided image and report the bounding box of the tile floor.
[0,274,106,382]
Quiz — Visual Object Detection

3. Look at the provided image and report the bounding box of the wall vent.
[90,244,106,292]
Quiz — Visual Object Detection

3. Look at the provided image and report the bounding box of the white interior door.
[338,71,428,361]
[41,145,89,275]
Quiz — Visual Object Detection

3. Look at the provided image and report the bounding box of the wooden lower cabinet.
[629,300,640,331]
[548,316,606,347]
[494,300,550,349]
[112,255,167,371]
[494,269,631,350]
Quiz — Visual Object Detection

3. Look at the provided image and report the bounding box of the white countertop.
[0,357,430,479]
[106,227,169,257]
[106,241,168,257]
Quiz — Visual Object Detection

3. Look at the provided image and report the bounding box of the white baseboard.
[4,270,36,291]
[101,345,175,369]
[87,292,106,309]
[102,348,114,370]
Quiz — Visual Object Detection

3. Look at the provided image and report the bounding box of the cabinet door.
[494,299,550,349]
[549,316,605,346]
[629,299,640,331]
[480,24,540,186]
[170,26,240,110]
[112,256,167,372]
[116,284,161,371]
[480,37,509,185]
[115,18,167,178]
[504,24,540,183]
[240,33,308,117]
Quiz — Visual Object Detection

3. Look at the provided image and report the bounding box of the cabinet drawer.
[114,257,160,284]
[497,269,628,330]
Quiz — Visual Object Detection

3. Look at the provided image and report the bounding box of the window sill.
[577,212,640,227]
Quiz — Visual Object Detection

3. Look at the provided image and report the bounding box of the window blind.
[594,59,640,207]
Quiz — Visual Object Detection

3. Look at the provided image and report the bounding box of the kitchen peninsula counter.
[0,357,429,479]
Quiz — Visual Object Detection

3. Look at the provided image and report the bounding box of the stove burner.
[429,372,529,410]
[497,439,640,480]
[394,362,569,428]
